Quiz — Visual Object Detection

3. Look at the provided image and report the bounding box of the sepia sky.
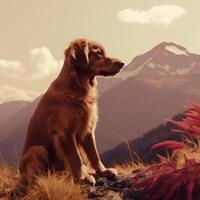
[0,0,200,102]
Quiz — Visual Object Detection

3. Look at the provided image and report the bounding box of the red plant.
[151,140,186,158]
[169,103,200,137]
[151,140,186,151]
[132,103,200,200]
[132,159,200,200]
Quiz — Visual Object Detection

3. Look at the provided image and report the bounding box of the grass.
[115,162,145,175]
[0,166,87,200]
[0,164,19,200]
[23,172,87,200]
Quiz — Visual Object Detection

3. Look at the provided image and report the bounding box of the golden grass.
[175,137,200,166]
[115,162,145,175]
[0,166,87,200]
[22,172,87,200]
[0,164,19,194]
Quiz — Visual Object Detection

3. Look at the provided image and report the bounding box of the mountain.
[0,101,29,123]
[119,42,200,79]
[0,96,41,164]
[97,77,123,94]
[95,76,200,153]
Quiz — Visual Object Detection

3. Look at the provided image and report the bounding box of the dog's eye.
[97,50,104,55]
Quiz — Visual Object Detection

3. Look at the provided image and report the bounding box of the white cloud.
[0,59,25,73]
[0,47,63,102]
[29,47,62,79]
[118,5,187,26]
[0,84,39,102]
[0,47,63,80]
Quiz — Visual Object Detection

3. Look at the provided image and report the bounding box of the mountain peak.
[155,42,189,56]
[157,41,183,48]
[121,42,200,78]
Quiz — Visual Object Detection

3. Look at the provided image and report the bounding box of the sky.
[0,0,199,102]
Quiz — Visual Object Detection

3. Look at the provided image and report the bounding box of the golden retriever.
[12,39,124,197]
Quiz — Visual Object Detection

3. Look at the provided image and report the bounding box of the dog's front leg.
[56,134,95,185]
[82,133,118,179]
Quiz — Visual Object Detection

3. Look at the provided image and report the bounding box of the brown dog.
[14,39,124,195]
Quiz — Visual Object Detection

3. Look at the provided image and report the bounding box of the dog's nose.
[115,61,125,68]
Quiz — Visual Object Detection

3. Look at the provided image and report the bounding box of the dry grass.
[22,172,87,200]
[115,161,145,175]
[0,166,87,200]
[176,137,200,166]
[0,164,19,193]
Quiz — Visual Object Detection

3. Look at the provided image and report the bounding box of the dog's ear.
[65,41,89,69]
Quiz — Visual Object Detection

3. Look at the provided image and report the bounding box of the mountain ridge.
[119,42,200,79]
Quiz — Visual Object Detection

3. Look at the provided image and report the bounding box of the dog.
[12,39,124,197]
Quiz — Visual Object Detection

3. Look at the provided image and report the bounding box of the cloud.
[0,47,63,102]
[0,47,63,80]
[29,47,62,79]
[0,84,39,102]
[118,5,187,26]
[0,59,25,73]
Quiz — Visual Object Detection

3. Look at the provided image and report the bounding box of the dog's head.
[65,39,125,77]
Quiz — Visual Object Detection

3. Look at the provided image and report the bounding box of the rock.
[84,174,140,200]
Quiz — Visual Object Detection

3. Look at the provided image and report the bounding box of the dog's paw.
[8,189,26,200]
[97,168,118,180]
[79,174,96,186]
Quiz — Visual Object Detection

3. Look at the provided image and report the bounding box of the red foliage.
[132,160,200,200]
[169,103,200,137]
[151,140,186,158]
[132,103,200,200]
[151,140,186,151]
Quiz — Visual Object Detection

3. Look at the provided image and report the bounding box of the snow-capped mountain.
[120,42,200,79]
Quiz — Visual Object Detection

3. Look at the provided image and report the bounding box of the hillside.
[96,77,200,153]
[101,114,184,166]
[0,96,41,164]
[0,101,29,123]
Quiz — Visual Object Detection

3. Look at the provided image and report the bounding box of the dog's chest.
[76,86,98,134]
[88,102,98,131]
[78,100,98,134]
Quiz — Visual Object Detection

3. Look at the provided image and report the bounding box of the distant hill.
[0,101,29,123]
[0,96,41,164]
[96,76,200,153]
[101,114,184,166]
